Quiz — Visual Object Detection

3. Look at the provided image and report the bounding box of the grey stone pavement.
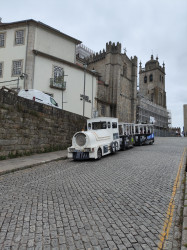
[0,137,186,250]
[0,151,67,176]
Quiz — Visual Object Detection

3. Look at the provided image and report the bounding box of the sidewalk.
[0,150,67,176]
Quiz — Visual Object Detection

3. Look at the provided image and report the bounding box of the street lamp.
[20,73,28,80]
[19,73,28,92]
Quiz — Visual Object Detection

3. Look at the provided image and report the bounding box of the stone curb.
[181,169,187,249]
[0,156,67,176]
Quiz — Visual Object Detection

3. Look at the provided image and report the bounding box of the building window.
[15,30,25,45]
[0,33,5,47]
[53,66,64,83]
[144,76,147,83]
[0,62,3,77]
[160,75,161,81]
[162,76,164,83]
[149,74,153,82]
[12,60,23,76]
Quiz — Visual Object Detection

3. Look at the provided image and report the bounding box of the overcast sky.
[1,0,187,130]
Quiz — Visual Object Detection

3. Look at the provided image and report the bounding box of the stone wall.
[0,89,86,158]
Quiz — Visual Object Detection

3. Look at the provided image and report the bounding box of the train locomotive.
[68,117,120,160]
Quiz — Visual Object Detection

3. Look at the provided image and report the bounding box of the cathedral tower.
[139,55,166,108]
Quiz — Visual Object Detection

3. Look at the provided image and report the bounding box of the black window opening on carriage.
[112,122,117,128]
[92,122,107,130]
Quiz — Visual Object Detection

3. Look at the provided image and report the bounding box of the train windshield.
[92,122,107,130]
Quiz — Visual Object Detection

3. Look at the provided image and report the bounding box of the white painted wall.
[33,55,97,118]
[0,26,27,89]
[34,27,76,63]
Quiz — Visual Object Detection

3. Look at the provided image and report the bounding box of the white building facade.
[0,19,97,118]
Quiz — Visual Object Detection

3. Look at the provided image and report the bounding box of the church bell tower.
[139,55,166,108]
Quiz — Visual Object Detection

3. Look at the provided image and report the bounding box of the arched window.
[123,64,127,77]
[160,75,161,81]
[144,76,147,83]
[162,76,164,83]
[149,74,153,82]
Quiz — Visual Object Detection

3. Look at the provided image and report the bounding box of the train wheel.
[111,142,116,154]
[97,148,102,160]
[115,142,118,152]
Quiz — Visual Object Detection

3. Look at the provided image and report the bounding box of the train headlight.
[75,133,87,147]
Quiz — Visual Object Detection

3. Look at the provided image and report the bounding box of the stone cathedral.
[83,42,137,123]
[76,43,169,130]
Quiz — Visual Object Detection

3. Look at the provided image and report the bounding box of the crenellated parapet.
[130,56,138,65]
[86,41,123,64]
[106,41,121,54]
[86,49,106,64]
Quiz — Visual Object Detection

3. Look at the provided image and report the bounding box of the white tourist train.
[68,117,120,160]
[67,117,154,160]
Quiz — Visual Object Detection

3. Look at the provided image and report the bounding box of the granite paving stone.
[0,137,186,249]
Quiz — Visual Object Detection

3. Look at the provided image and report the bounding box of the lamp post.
[91,68,96,118]
[83,64,87,117]
[61,70,64,110]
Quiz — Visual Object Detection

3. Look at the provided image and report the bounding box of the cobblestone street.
[0,137,186,250]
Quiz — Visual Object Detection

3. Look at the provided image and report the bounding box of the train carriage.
[118,123,135,150]
[68,117,120,160]
[134,124,154,146]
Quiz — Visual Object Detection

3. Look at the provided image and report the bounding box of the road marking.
[158,148,186,249]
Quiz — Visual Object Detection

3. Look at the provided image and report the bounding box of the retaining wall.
[0,89,86,158]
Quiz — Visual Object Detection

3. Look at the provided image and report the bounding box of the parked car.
[18,89,59,108]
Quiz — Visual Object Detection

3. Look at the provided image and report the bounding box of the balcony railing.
[50,78,66,90]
